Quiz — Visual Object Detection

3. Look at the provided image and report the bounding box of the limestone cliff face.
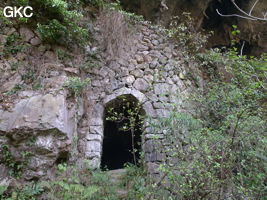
[0,90,76,180]
[121,0,267,55]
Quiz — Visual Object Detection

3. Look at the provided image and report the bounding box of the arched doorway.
[101,95,145,170]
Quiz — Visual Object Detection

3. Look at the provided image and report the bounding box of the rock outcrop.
[120,0,267,55]
[0,90,75,180]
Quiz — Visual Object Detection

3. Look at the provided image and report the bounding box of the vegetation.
[0,1,266,200]
[0,0,91,46]
[0,163,120,200]
[142,31,267,199]
[64,77,90,97]
[106,96,145,166]
[1,145,32,178]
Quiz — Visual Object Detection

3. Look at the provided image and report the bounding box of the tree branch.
[249,0,259,15]
[216,0,267,21]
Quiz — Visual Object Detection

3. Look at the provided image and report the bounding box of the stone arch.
[85,88,154,169]
[101,93,146,169]
[103,88,156,118]
[103,88,147,106]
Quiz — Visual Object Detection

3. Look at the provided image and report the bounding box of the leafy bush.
[64,77,90,97]
[121,164,149,200]
[34,0,88,45]
[165,12,211,54]
[1,0,89,46]
[2,145,24,177]
[40,164,118,200]
[145,44,267,199]
[2,33,27,56]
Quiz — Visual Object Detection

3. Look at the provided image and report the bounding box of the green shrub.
[2,33,26,56]
[165,13,211,54]
[40,164,118,200]
[144,44,267,199]
[2,145,24,177]
[64,77,90,97]
[34,0,88,45]
[1,0,89,46]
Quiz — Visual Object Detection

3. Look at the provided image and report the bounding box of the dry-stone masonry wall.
[79,21,197,171]
[0,21,198,182]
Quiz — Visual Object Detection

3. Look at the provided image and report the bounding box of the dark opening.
[212,40,252,56]
[55,151,69,164]
[202,0,238,30]
[101,95,144,170]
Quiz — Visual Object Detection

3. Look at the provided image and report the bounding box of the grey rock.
[152,40,159,46]
[0,34,7,45]
[172,75,179,83]
[135,55,144,64]
[121,67,129,77]
[92,80,102,87]
[143,101,157,118]
[146,162,160,174]
[6,28,16,35]
[154,83,170,95]
[85,151,101,159]
[142,51,149,55]
[166,77,174,84]
[0,93,74,136]
[137,44,149,51]
[153,102,165,109]
[35,135,54,154]
[87,157,100,169]
[89,118,103,126]
[156,109,170,117]
[1,73,21,92]
[144,55,152,62]
[131,69,143,78]
[164,64,174,71]
[163,47,172,53]
[122,75,135,85]
[133,78,150,92]
[30,37,41,46]
[86,141,101,152]
[90,126,103,135]
[19,27,35,42]
[150,34,159,40]
[44,51,57,60]
[99,67,109,77]
[143,74,153,82]
[158,57,167,65]
[129,59,138,65]
[86,134,102,141]
[143,140,155,153]
[149,59,159,69]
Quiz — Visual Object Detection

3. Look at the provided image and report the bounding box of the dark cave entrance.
[202,0,254,56]
[101,95,144,170]
[202,0,237,30]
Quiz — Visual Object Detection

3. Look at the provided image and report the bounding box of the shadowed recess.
[101,95,144,170]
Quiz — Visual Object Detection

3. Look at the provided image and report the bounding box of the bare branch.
[216,0,267,21]
[216,9,257,21]
[240,41,245,56]
[249,0,259,15]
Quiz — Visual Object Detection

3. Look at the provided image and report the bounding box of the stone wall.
[0,20,198,181]
[79,21,197,170]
